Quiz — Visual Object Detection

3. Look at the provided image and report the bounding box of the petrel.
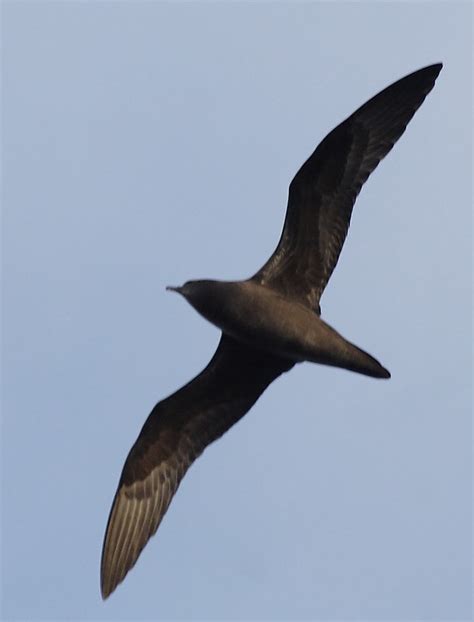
[101,63,442,598]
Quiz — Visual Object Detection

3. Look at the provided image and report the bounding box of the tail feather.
[303,317,391,379]
[339,343,391,379]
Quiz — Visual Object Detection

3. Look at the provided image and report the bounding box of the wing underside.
[101,334,293,598]
[253,63,442,311]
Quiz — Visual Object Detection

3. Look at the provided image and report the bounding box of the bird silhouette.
[101,63,442,598]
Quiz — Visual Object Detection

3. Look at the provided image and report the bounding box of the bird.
[101,63,442,598]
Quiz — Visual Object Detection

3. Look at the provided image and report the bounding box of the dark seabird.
[101,63,442,598]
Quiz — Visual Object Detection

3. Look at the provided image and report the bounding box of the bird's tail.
[304,318,391,379]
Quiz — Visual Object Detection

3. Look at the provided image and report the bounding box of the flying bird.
[101,63,442,598]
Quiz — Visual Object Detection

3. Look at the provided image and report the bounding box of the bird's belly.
[205,283,340,364]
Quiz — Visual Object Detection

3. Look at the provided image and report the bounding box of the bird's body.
[171,279,390,378]
[101,63,442,599]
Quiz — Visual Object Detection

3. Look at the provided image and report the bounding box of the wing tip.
[100,581,113,601]
[100,487,127,601]
[421,62,443,83]
[100,541,129,599]
[394,62,443,98]
[424,61,443,73]
[100,547,119,600]
[101,571,119,600]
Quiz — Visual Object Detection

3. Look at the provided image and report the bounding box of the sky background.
[2,2,472,620]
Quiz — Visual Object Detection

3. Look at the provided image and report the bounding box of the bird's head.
[166,279,223,320]
[166,279,208,300]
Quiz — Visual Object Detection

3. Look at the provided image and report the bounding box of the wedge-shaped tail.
[294,314,391,378]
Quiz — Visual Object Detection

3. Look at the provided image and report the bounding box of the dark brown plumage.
[101,335,293,598]
[101,63,442,599]
[254,64,442,311]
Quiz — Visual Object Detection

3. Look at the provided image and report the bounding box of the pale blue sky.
[2,2,472,620]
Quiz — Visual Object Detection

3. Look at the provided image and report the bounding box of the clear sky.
[2,2,472,620]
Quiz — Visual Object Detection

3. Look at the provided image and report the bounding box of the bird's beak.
[166,285,182,294]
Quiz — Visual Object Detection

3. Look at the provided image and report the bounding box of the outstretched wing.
[253,63,442,311]
[101,334,293,598]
